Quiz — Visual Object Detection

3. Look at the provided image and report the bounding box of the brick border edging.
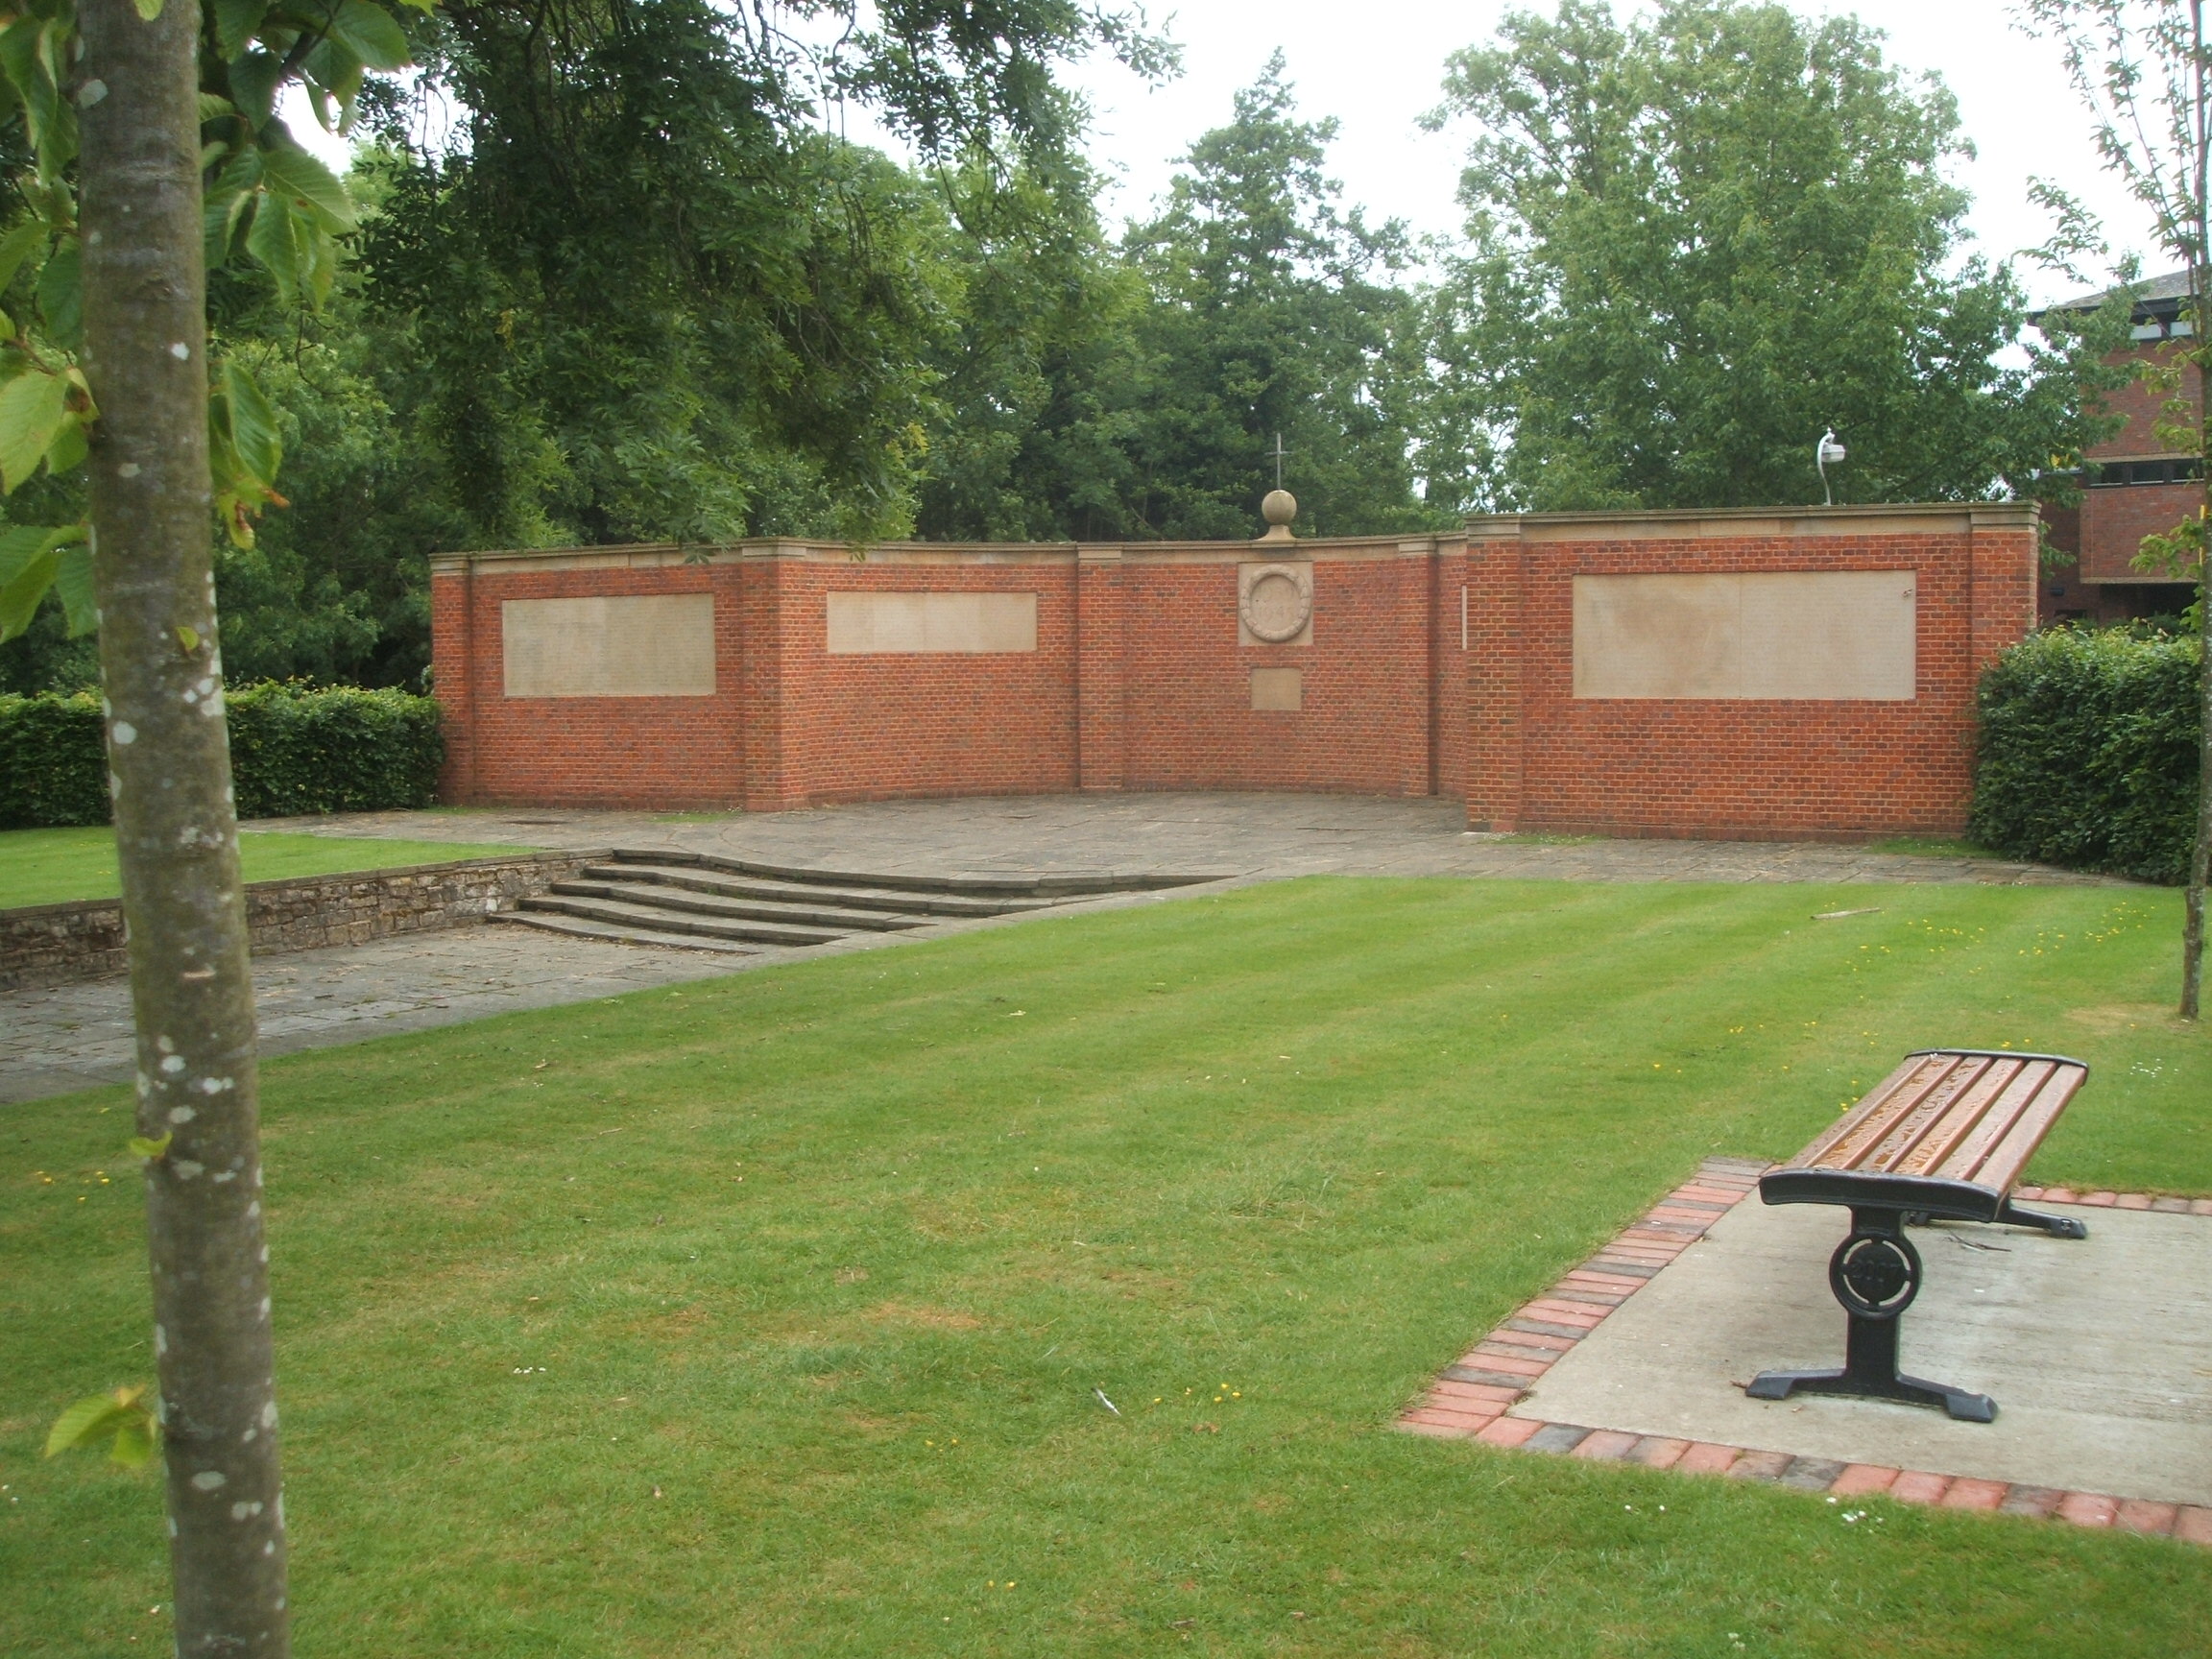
[1397,1157,2212,1547]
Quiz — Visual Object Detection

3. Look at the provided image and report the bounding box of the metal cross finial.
[1272,432,1288,491]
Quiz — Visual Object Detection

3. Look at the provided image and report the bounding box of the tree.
[10,4,1172,1650]
[2020,0,2211,1019]
[1117,54,1437,539]
[359,0,1174,549]
[1421,0,2118,516]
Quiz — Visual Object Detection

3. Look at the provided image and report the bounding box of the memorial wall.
[428,501,2038,840]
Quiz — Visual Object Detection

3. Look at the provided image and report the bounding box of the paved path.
[3,793,2122,1105]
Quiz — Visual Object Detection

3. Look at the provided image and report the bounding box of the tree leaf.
[0,220,47,296]
[44,1392,132,1456]
[43,410,86,475]
[244,192,303,307]
[0,368,70,492]
[0,541,59,639]
[228,47,281,132]
[328,0,411,72]
[258,136,357,233]
[109,1411,158,1467]
[132,0,165,20]
[54,539,94,635]
[128,1131,173,1159]
[36,235,79,349]
[221,357,282,487]
[213,0,271,63]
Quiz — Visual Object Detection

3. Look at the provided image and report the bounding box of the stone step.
[489,911,757,956]
[516,894,844,948]
[603,848,1229,899]
[553,878,930,933]
[582,863,1052,919]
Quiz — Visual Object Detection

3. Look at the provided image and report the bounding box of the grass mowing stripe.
[4,878,2206,1655]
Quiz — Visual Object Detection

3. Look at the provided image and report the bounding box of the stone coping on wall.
[1397,1158,2212,1546]
[1466,500,2040,542]
[429,532,1469,576]
[0,848,605,991]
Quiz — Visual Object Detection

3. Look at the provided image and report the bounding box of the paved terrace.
[1,793,2120,1104]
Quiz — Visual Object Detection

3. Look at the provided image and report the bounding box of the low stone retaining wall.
[0,848,605,990]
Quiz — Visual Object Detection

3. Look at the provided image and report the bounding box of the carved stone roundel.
[1241,565,1311,644]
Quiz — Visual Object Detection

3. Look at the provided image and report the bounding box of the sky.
[284,1,2167,307]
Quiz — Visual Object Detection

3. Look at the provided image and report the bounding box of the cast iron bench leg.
[1746,1207,1997,1423]
[1996,1198,2089,1239]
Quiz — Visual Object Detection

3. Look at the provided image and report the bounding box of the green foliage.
[0,685,102,826]
[224,682,443,819]
[0,682,442,828]
[44,1384,159,1470]
[1970,627,2204,883]
[1117,55,1437,539]
[1420,0,2127,514]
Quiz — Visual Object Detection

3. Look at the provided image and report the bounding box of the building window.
[2086,457,2206,487]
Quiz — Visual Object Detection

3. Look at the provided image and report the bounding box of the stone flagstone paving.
[1400,1159,2212,1545]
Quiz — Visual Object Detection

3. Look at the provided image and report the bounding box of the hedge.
[1969,627,2203,884]
[0,683,444,830]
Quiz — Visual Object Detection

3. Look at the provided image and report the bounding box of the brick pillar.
[1077,545,1126,790]
[1399,539,1438,796]
[739,547,792,809]
[1463,518,1526,830]
[428,556,474,804]
[1969,503,2040,680]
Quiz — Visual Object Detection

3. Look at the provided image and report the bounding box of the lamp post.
[1816,429,1848,505]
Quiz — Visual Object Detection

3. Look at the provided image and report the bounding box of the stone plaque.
[1250,666,1303,711]
[826,591,1038,654]
[1239,562,1313,645]
[501,594,715,698]
[1573,571,1916,700]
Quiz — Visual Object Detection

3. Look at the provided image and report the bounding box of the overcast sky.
[288,1,2166,305]
[1046,0,2167,305]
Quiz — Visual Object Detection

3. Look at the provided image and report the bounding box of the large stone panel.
[1574,570,1916,700]
[502,594,716,697]
[825,591,1038,654]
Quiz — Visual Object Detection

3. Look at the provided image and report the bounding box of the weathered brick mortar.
[0,849,604,990]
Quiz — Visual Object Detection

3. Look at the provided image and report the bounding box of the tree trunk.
[2188,275,2210,1022]
[78,0,292,1651]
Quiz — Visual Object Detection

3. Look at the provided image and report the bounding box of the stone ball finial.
[1259,488,1298,542]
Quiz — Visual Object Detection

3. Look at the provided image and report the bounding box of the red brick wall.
[2085,342,2200,459]
[430,509,2031,839]
[1118,554,1436,796]
[753,558,1079,807]
[2078,482,2200,581]
[432,561,747,810]
[1462,516,2035,840]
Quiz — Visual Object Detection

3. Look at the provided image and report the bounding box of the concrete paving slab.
[1509,1197,2212,1506]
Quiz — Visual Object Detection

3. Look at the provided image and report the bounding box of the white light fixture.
[1816,429,1847,505]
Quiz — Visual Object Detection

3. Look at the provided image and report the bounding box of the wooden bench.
[1746,1048,2091,1423]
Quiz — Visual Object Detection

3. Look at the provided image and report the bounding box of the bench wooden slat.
[1763,1047,2089,1221]
[1904,1059,2053,1184]
[1860,1053,2000,1173]
[1792,1053,1954,1172]
[1889,1056,2032,1176]
[1954,1063,2088,1193]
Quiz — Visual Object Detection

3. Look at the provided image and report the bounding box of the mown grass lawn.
[0,826,539,909]
[4,876,2208,1656]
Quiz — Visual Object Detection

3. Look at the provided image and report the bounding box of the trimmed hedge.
[1969,628,2203,884]
[0,683,444,830]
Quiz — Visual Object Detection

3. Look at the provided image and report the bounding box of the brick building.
[430,500,2038,841]
[2035,270,2205,626]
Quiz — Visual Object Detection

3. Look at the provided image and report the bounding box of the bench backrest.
[1776,1048,2089,1212]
